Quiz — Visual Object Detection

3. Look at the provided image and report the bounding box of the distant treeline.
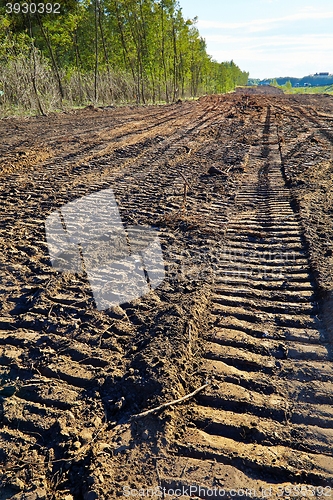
[0,0,248,114]
[249,75,333,87]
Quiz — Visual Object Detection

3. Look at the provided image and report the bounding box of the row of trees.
[0,0,248,113]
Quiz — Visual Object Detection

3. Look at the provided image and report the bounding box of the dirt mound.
[236,85,285,95]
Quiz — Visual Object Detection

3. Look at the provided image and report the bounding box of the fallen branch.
[130,383,209,421]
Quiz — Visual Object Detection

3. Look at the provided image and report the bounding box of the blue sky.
[178,0,333,79]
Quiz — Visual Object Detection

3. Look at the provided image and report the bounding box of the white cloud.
[197,10,333,33]
[205,32,333,78]
[192,2,333,79]
[204,33,333,50]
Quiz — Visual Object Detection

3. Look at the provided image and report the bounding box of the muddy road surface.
[0,91,333,499]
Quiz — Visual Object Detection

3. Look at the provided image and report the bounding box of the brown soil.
[0,90,332,500]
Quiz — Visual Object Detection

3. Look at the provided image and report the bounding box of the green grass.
[283,85,333,95]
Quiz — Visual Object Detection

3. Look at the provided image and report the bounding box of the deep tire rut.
[160,105,333,498]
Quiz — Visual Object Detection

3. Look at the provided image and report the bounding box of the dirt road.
[0,90,333,499]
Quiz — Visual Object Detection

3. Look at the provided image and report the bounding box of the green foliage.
[283,85,333,95]
[0,0,248,109]
[284,80,292,90]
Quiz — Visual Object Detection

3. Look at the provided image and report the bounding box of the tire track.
[161,105,333,496]
[0,96,249,498]
[0,94,332,499]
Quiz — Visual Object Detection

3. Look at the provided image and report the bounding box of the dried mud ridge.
[0,91,332,499]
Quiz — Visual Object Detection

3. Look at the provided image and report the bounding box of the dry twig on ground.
[130,383,209,421]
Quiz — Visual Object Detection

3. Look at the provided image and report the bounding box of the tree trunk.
[160,0,169,103]
[94,0,99,103]
[98,1,113,103]
[123,1,143,104]
[28,11,45,115]
[36,11,64,103]
[172,19,178,102]
[74,31,83,104]
[114,1,137,101]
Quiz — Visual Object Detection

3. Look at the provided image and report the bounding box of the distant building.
[313,72,330,77]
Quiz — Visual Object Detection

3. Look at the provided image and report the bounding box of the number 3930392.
[5,3,60,14]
